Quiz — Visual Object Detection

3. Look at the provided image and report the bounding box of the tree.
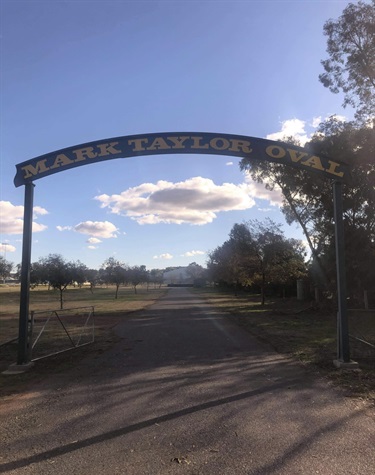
[149,268,164,288]
[240,116,375,299]
[0,256,13,283]
[319,0,375,121]
[207,220,307,303]
[38,254,78,309]
[128,265,148,294]
[239,152,330,288]
[85,268,99,293]
[100,257,128,299]
[234,220,306,305]
[308,119,375,302]
[186,262,206,285]
[207,238,248,291]
[30,260,49,288]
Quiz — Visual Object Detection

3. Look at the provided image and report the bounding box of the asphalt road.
[0,287,374,474]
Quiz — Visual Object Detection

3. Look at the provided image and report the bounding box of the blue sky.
[1,0,354,271]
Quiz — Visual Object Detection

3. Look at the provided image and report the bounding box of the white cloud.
[0,201,48,235]
[181,250,205,257]
[243,175,284,207]
[87,237,102,244]
[87,245,98,250]
[0,243,16,253]
[56,225,72,232]
[226,161,234,166]
[311,116,322,128]
[153,253,173,260]
[95,177,257,225]
[74,221,119,238]
[33,206,49,216]
[267,115,349,146]
[266,118,309,145]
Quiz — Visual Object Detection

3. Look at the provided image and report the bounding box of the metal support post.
[17,183,35,365]
[332,180,351,364]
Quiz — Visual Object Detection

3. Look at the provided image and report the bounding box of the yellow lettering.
[128,138,148,151]
[97,142,122,156]
[325,160,344,178]
[147,137,170,150]
[228,139,252,154]
[73,147,97,162]
[21,159,49,179]
[266,145,286,159]
[191,136,209,149]
[167,136,189,149]
[210,137,230,150]
[302,155,325,171]
[287,149,309,163]
[50,154,75,170]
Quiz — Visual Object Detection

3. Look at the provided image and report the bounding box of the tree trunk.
[261,273,266,306]
[59,288,64,309]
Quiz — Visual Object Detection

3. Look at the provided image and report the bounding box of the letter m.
[21,159,49,179]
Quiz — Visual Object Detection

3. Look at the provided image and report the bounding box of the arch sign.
[14,132,349,186]
[13,132,352,369]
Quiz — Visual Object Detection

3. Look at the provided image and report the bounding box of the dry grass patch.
[0,285,167,396]
[194,287,375,404]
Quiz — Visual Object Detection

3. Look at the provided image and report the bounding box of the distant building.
[163,267,192,286]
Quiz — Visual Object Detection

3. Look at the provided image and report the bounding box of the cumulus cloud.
[153,253,173,260]
[226,161,234,166]
[87,237,102,244]
[0,201,48,235]
[56,225,72,232]
[74,221,119,239]
[95,177,257,225]
[87,245,98,250]
[0,243,16,253]
[311,116,322,128]
[267,115,349,146]
[181,250,205,257]
[266,118,310,145]
[243,176,284,207]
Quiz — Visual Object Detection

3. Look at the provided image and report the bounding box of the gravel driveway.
[0,287,374,474]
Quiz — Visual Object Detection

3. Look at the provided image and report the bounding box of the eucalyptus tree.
[319,0,375,122]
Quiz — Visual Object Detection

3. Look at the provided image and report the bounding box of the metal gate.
[29,306,95,361]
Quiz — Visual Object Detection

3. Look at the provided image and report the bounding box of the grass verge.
[0,285,167,398]
[194,287,375,405]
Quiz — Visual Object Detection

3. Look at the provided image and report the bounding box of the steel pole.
[17,183,35,365]
[333,180,350,363]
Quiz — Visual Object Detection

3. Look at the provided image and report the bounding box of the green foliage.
[100,257,129,299]
[0,256,13,282]
[319,0,375,121]
[240,118,375,302]
[128,265,149,293]
[31,254,89,309]
[207,219,307,304]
